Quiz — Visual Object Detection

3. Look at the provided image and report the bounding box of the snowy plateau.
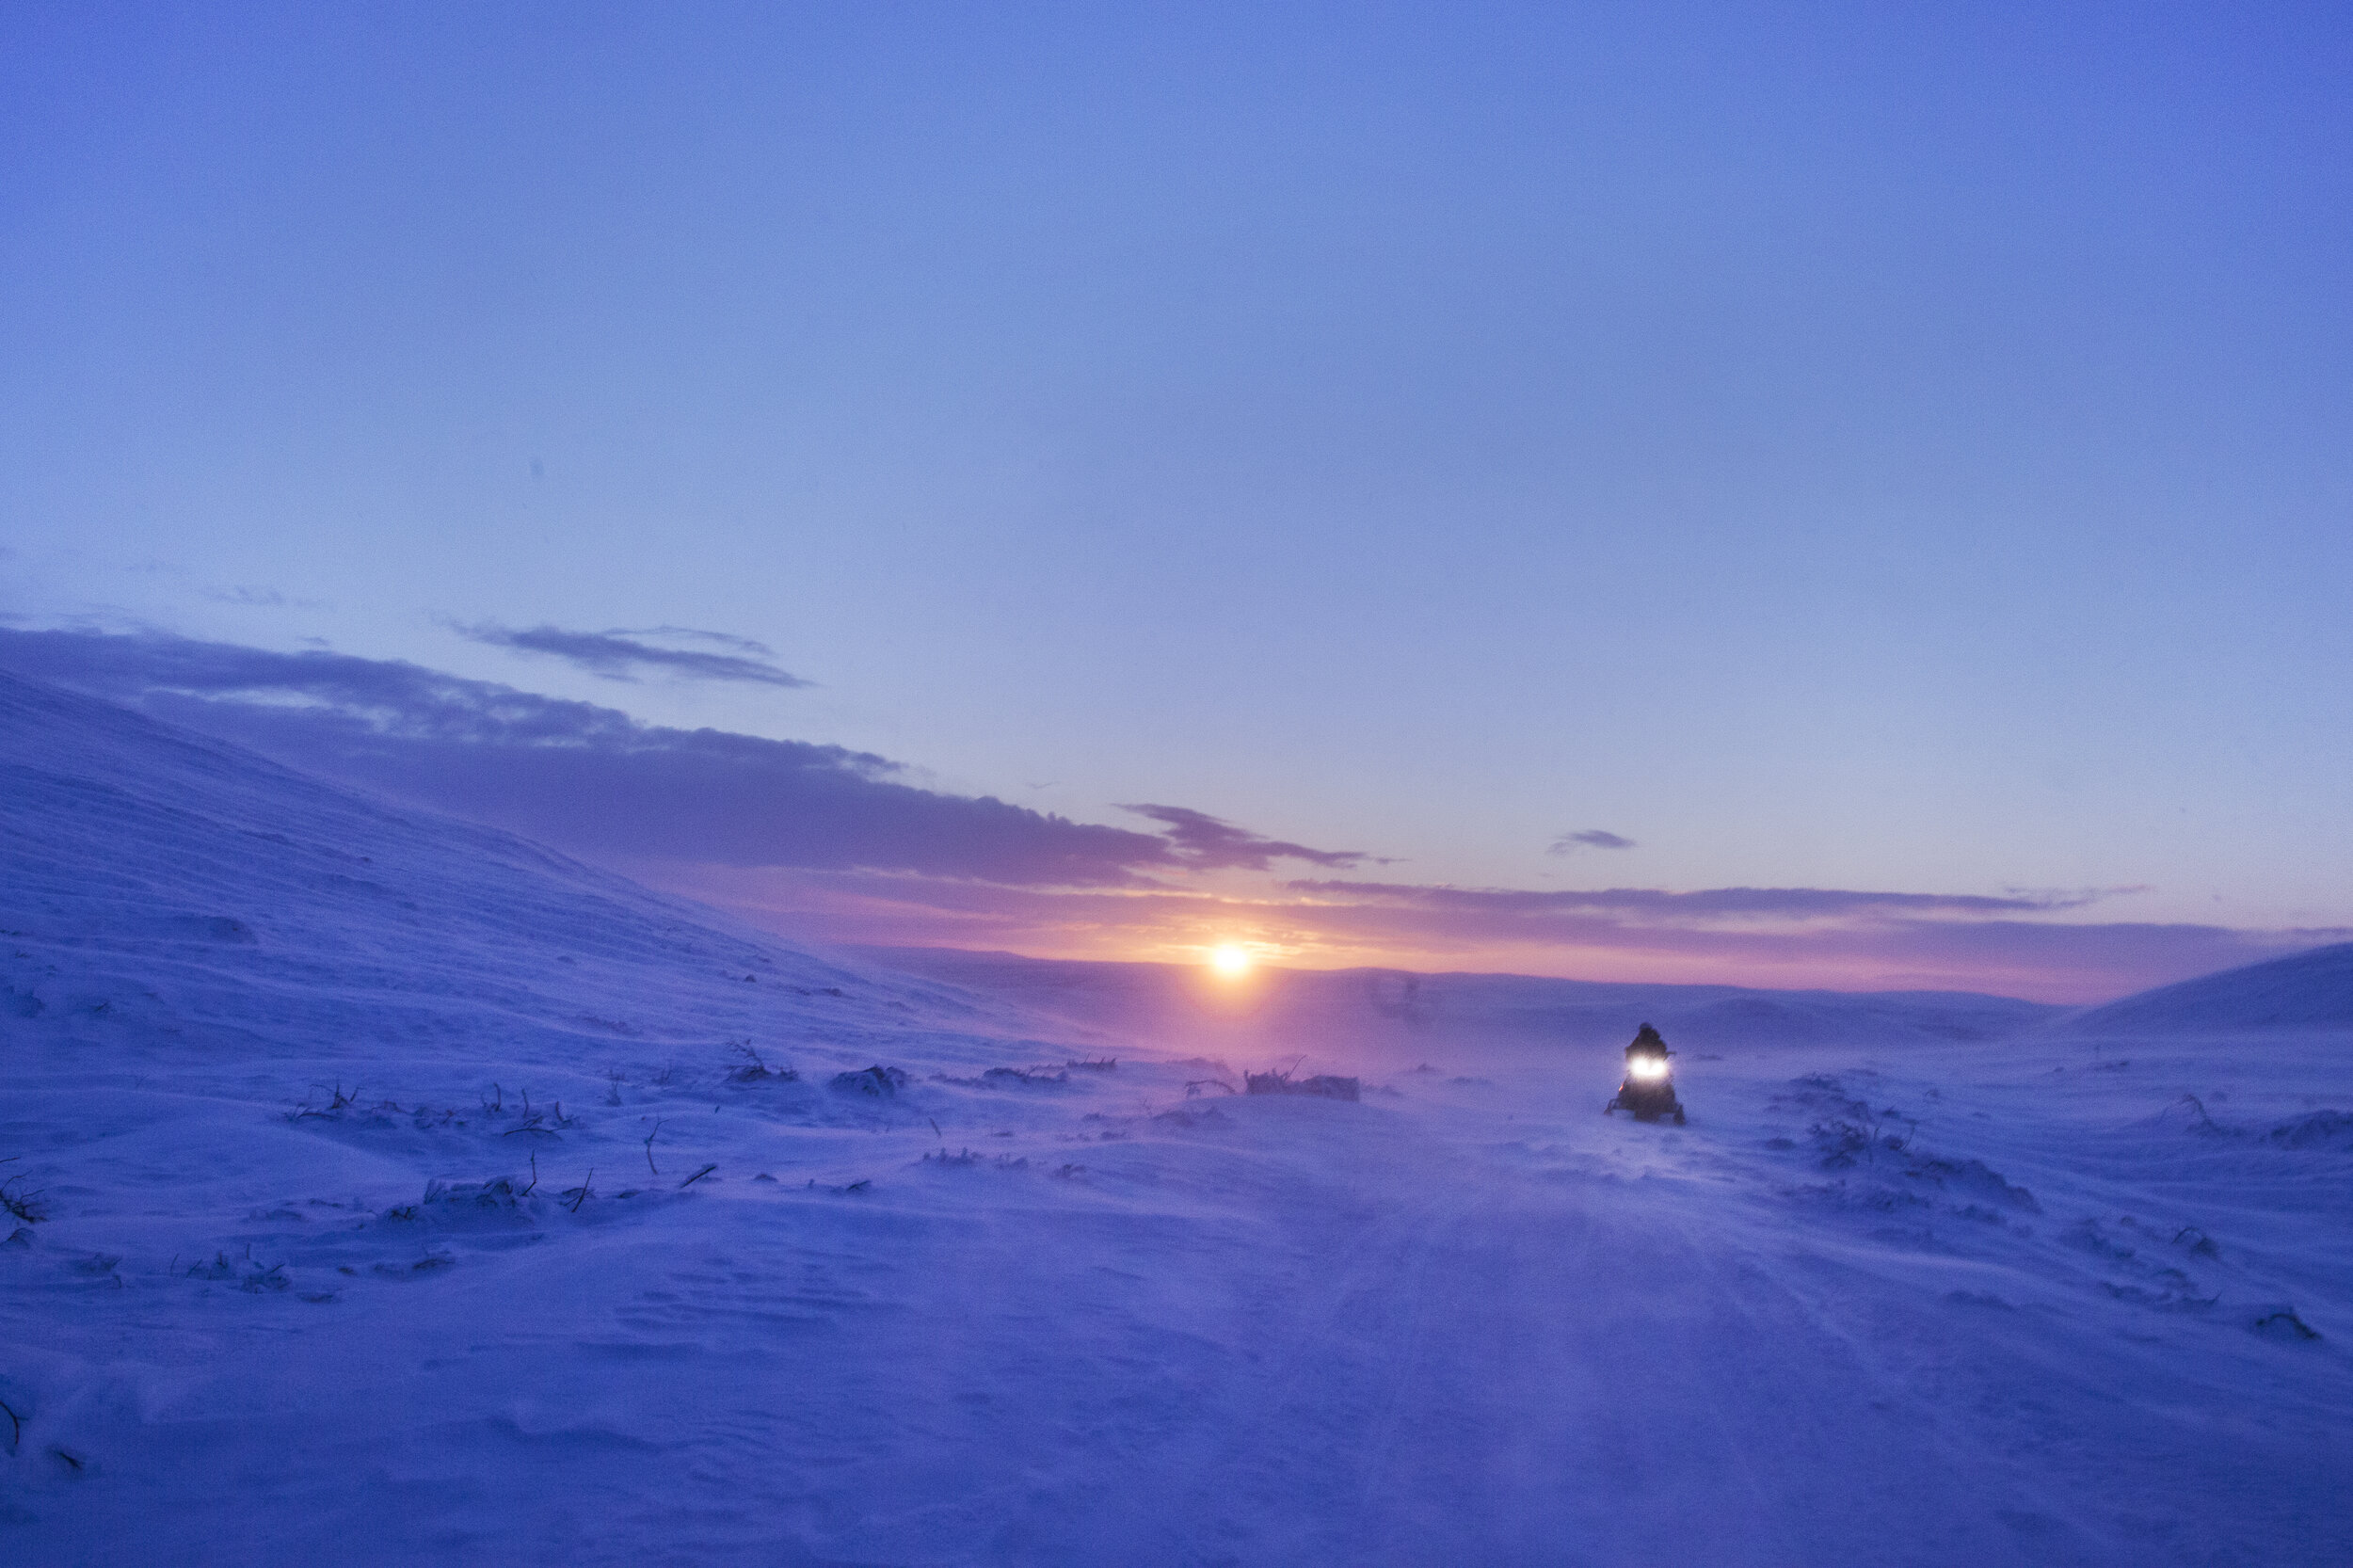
[3,667,2351,1567]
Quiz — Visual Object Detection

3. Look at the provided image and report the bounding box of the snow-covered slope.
[0,668,1015,1061]
[2057,940,2353,1035]
[6,671,2353,1567]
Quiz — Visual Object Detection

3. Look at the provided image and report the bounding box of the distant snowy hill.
[6,669,2353,1567]
[2058,941,2353,1035]
[865,947,2060,1062]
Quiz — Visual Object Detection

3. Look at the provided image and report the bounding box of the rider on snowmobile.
[1607,1022,1686,1124]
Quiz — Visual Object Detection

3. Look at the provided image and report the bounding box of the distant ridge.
[2060,941,2353,1034]
[858,946,2061,1057]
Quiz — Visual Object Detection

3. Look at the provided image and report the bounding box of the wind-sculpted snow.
[5,673,2353,1565]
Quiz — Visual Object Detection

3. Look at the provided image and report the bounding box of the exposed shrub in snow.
[2067,1218,2218,1311]
[1,1166,49,1225]
[2154,1094,2232,1136]
[184,1251,290,1292]
[2173,1225,2221,1258]
[921,1148,1028,1170]
[286,1081,370,1123]
[1780,1078,1934,1171]
[384,1175,550,1228]
[70,1252,122,1287]
[831,1065,909,1096]
[1244,1071,1360,1101]
[1774,1078,2039,1215]
[1155,1106,1231,1128]
[727,1042,798,1083]
[374,1253,456,1279]
[2253,1308,2322,1341]
[983,1065,1067,1087]
[419,1176,532,1208]
[1908,1157,2041,1212]
[1808,1107,1914,1168]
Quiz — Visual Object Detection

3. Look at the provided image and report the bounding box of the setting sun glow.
[1209,944,1254,978]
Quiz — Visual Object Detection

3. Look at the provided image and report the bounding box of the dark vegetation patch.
[726,1042,798,1083]
[2254,1308,2321,1341]
[830,1065,909,1096]
[285,1081,583,1142]
[184,1249,290,1292]
[373,1252,456,1280]
[1153,1106,1230,1129]
[1,1159,49,1225]
[1772,1075,2040,1216]
[935,1061,1099,1088]
[2266,1110,2353,1150]
[984,1065,1067,1087]
[920,1148,1029,1171]
[1244,1070,1360,1102]
[383,1174,543,1226]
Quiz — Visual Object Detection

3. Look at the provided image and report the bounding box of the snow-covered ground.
[6,670,2351,1566]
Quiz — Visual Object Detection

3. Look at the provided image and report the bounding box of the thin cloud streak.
[1119,804,1365,871]
[1549,829,1635,854]
[1285,880,2101,918]
[453,620,812,686]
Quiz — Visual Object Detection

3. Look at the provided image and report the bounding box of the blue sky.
[5,3,2349,998]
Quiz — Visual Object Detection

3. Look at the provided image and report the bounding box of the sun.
[1209,943,1254,978]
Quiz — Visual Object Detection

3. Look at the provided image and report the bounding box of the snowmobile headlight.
[1627,1056,1669,1081]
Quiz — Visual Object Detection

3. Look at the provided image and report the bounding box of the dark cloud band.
[0,628,1162,885]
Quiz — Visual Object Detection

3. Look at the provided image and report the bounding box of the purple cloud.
[1549,829,1635,854]
[453,621,811,686]
[1118,804,1365,871]
[1284,880,2097,919]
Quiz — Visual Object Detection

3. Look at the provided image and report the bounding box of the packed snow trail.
[6,671,2353,1565]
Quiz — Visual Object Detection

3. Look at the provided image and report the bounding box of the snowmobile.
[1605,1023,1686,1125]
